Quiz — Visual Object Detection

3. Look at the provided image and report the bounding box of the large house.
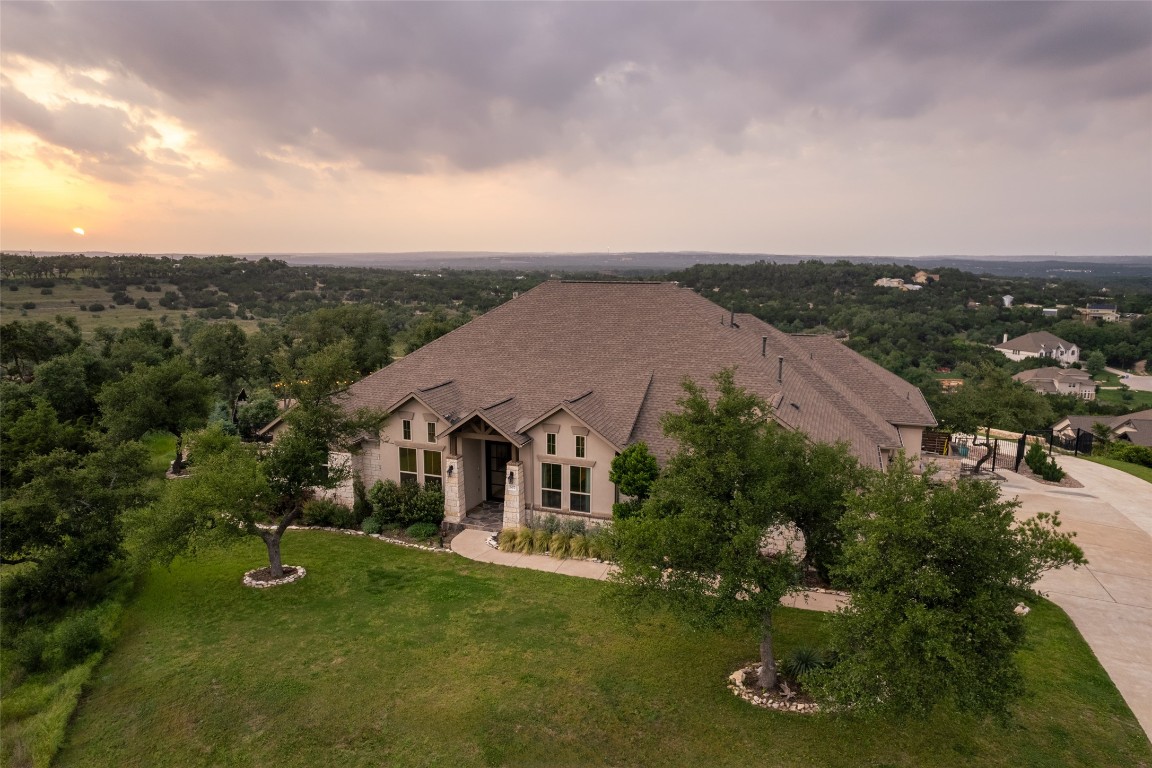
[1013,367,1096,400]
[1052,409,1152,448]
[994,331,1079,366]
[332,281,936,529]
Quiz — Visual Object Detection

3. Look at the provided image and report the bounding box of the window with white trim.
[575,435,586,458]
[541,462,562,509]
[570,466,591,513]
[423,450,442,490]
[402,419,412,441]
[427,422,437,443]
[399,447,418,485]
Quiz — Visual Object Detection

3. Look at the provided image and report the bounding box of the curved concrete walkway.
[1003,456,1152,740]
[450,528,849,612]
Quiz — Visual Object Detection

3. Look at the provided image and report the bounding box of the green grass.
[53,532,1151,767]
[1084,456,1152,484]
[1096,387,1152,409]
[140,431,178,474]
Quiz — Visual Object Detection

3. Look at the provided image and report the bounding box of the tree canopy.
[809,457,1085,716]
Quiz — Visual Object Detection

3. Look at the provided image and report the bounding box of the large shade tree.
[144,341,384,578]
[809,457,1085,716]
[611,370,812,690]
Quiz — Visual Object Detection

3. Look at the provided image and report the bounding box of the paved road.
[1003,457,1152,741]
[1106,367,1152,392]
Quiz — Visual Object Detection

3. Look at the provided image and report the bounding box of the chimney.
[729,308,736,328]
[761,336,767,357]
[1003,333,1008,344]
[777,356,784,383]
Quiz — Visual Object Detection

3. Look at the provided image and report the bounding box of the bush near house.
[1102,442,1152,469]
[1025,442,1065,482]
[364,480,444,529]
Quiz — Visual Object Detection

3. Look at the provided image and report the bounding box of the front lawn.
[56,532,1151,767]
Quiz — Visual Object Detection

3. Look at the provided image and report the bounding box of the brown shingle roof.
[995,331,1076,353]
[341,281,936,469]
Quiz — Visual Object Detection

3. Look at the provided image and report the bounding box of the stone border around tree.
[243,565,307,588]
[727,663,821,714]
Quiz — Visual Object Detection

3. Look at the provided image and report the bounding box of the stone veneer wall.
[444,454,465,523]
[502,460,526,528]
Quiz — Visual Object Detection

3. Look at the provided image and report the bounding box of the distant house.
[1053,409,1152,447]
[873,278,905,289]
[328,281,937,530]
[1042,308,1059,318]
[912,271,939,285]
[1080,304,1119,323]
[1013,367,1095,400]
[994,331,1080,366]
[1002,295,1014,308]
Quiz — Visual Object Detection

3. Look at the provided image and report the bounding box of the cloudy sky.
[2,1,1150,257]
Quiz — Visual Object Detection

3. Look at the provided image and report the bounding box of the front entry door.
[485,441,512,501]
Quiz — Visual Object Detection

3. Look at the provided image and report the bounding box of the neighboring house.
[912,271,939,285]
[1002,295,1014,308]
[873,277,905,289]
[1080,304,1120,323]
[1053,409,1152,447]
[1042,308,1059,318]
[994,331,1080,366]
[330,281,937,530]
[1013,367,1095,400]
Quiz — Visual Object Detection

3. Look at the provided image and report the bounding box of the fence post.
[1074,428,1080,457]
[992,439,998,472]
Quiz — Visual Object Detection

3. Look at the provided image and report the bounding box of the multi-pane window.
[546,432,556,455]
[427,422,437,443]
[399,447,418,485]
[423,450,442,490]
[402,419,412,441]
[575,435,586,458]
[570,466,591,513]
[541,463,562,509]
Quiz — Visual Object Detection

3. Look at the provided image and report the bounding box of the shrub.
[302,497,357,528]
[569,534,589,559]
[367,480,406,524]
[550,532,572,559]
[406,522,440,542]
[46,612,104,669]
[134,297,151,310]
[781,647,826,681]
[1025,441,1064,481]
[40,287,53,295]
[561,518,587,536]
[532,528,550,554]
[7,283,17,291]
[497,528,518,552]
[401,487,444,526]
[514,527,534,554]
[77,304,87,311]
[352,475,373,525]
[1106,442,1152,468]
[21,302,36,310]
[88,304,105,312]
[14,628,48,674]
[361,516,383,535]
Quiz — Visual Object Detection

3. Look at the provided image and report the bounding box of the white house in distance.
[329,281,937,531]
[994,331,1080,366]
[1013,367,1095,400]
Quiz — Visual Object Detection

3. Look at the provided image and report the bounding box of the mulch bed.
[1015,462,1083,488]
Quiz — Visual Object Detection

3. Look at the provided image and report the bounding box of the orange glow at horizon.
[72,227,86,235]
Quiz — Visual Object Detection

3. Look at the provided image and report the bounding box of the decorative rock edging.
[243,565,306,588]
[255,523,452,554]
[727,663,821,714]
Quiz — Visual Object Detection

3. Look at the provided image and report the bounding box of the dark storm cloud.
[2,1,1149,176]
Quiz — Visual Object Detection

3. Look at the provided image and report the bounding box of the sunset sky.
[2,1,1150,257]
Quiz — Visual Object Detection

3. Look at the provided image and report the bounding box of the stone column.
[502,460,525,529]
[443,454,465,524]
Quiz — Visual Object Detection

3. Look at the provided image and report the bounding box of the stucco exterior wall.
[897,425,924,457]
[524,410,617,519]
[377,397,449,487]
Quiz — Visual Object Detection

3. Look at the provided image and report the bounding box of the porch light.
[507,470,515,484]
[447,465,454,477]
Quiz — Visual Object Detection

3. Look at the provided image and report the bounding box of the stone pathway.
[1003,456,1152,741]
[449,528,848,612]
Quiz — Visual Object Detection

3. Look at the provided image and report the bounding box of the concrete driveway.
[1001,456,1152,740]
[1106,367,1152,393]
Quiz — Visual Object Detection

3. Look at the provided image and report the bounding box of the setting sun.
[72,227,85,235]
